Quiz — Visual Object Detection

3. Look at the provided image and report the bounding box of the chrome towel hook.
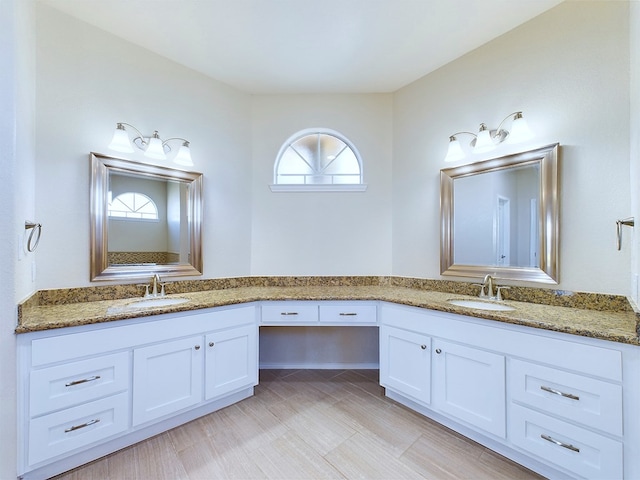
[616,217,634,251]
[24,221,42,252]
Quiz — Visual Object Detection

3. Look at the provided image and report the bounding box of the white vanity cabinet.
[26,351,130,466]
[432,339,506,438]
[508,349,625,478]
[379,302,639,479]
[205,323,258,400]
[132,335,204,426]
[380,304,506,438]
[17,304,258,480]
[379,325,431,405]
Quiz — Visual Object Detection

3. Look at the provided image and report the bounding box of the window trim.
[270,128,367,192]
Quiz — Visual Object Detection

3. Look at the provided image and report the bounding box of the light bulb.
[473,124,495,153]
[444,136,465,162]
[507,113,534,143]
[173,142,193,166]
[144,131,167,160]
[107,124,134,153]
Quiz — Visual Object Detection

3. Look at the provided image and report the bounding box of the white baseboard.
[259,362,379,370]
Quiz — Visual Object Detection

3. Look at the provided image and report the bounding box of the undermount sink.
[124,297,190,310]
[447,299,515,312]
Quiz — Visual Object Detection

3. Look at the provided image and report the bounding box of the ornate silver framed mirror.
[440,143,559,284]
[90,152,203,281]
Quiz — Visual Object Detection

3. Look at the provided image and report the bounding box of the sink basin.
[447,299,515,312]
[124,297,190,310]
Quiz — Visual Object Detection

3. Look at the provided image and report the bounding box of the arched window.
[108,192,159,220]
[271,128,366,192]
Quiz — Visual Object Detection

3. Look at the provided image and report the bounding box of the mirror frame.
[440,143,559,284]
[90,152,203,281]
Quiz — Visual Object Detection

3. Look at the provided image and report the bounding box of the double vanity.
[15,276,640,479]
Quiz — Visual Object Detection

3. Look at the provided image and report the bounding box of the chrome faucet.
[151,274,161,297]
[478,274,509,301]
[481,274,494,299]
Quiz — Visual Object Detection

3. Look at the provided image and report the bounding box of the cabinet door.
[133,335,203,426]
[205,325,257,400]
[379,325,431,405]
[433,339,506,438]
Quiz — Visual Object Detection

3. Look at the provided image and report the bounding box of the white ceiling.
[39,0,564,94]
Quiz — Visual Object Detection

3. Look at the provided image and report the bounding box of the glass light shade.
[507,115,534,143]
[144,133,166,160]
[473,125,495,153]
[107,125,134,153]
[173,143,193,166]
[444,137,465,162]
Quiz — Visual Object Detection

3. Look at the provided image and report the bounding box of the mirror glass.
[90,153,203,281]
[440,144,559,284]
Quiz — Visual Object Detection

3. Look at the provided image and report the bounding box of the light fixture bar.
[444,111,533,163]
[107,123,194,166]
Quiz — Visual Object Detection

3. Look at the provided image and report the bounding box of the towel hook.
[24,221,42,252]
[616,217,634,251]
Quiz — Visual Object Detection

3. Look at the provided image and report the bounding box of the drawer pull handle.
[540,385,580,401]
[65,418,100,433]
[541,434,580,453]
[195,345,201,350]
[339,313,358,316]
[65,375,101,387]
[435,348,442,354]
[280,312,299,316]
[209,342,215,347]
[420,345,427,350]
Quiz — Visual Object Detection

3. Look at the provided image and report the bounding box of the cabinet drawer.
[261,303,318,324]
[28,392,129,466]
[510,404,622,479]
[510,359,622,436]
[30,352,130,417]
[320,304,377,324]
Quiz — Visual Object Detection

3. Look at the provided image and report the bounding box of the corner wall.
[631,0,640,304]
[250,94,393,275]
[392,1,631,294]
[35,5,254,288]
[0,1,36,477]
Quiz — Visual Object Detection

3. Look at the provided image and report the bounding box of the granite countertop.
[16,277,640,346]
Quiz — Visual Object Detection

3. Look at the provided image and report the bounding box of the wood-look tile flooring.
[54,370,545,480]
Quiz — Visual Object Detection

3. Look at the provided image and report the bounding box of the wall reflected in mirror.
[107,172,190,266]
[440,144,559,284]
[90,153,203,281]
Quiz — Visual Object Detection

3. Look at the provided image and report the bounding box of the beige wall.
[250,94,393,275]
[35,5,254,288]
[1,1,36,477]
[33,2,634,294]
[631,0,640,304]
[392,1,631,295]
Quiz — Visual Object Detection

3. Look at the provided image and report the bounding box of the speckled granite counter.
[17,276,640,345]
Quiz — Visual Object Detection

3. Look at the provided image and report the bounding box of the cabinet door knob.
[420,345,427,350]
[209,342,215,347]
[194,345,201,350]
[435,348,442,354]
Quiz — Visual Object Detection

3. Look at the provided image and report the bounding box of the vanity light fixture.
[444,111,533,162]
[107,122,194,167]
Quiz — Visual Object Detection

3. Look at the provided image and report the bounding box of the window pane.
[278,148,314,175]
[323,149,360,175]
[291,135,318,168]
[274,130,362,186]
